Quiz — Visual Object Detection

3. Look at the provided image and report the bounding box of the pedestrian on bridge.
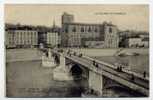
[78,53,82,57]
[67,49,70,55]
[46,51,48,57]
[143,71,146,78]
[119,66,122,72]
[93,60,96,66]
[95,63,99,68]
[117,64,122,72]
[131,74,135,81]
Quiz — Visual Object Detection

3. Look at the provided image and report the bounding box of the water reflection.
[6,55,149,97]
[43,78,87,97]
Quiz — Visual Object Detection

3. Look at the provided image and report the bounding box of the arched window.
[109,27,112,33]
[81,27,84,32]
[72,27,76,32]
[88,27,91,32]
[65,27,68,33]
[95,28,98,32]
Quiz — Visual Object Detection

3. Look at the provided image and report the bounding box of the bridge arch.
[69,63,89,81]
[70,64,83,77]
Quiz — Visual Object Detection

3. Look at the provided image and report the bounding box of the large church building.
[61,12,119,48]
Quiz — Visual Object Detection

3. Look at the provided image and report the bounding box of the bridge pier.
[42,49,56,67]
[53,54,73,81]
[88,70,103,96]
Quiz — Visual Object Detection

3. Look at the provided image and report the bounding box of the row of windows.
[9,38,37,42]
[106,39,118,47]
[105,34,118,39]
[9,37,37,40]
[72,27,98,33]
[109,27,112,33]
[8,35,37,39]
[8,33,37,39]
[8,34,37,38]
[66,27,113,33]
[108,39,113,45]
[16,33,37,35]
[8,36,37,45]
[69,38,81,44]
[65,26,99,33]
[9,40,37,45]
[8,32,37,35]
[47,39,59,42]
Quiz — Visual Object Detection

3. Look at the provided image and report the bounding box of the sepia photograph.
[5,4,149,98]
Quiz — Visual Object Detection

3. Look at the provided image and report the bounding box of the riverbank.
[63,48,149,57]
[6,48,149,60]
[6,48,148,97]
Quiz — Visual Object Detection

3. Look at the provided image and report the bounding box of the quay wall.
[6,48,149,62]
[63,48,149,57]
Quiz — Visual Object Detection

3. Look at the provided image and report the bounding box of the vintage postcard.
[5,4,149,98]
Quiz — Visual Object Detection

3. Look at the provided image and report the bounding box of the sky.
[5,4,149,32]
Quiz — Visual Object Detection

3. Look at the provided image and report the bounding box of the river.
[94,55,149,76]
[6,48,149,97]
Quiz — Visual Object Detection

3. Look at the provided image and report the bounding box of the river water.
[6,61,88,97]
[94,55,149,76]
[6,49,149,97]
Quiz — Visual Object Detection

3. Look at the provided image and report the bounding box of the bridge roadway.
[53,50,149,96]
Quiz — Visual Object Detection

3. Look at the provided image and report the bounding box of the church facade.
[61,12,119,48]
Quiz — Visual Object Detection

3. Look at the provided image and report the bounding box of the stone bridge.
[42,49,149,97]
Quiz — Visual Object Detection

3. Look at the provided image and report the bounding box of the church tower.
[62,12,74,24]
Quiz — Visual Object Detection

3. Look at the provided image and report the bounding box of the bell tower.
[62,12,74,24]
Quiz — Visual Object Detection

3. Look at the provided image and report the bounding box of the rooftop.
[64,22,116,27]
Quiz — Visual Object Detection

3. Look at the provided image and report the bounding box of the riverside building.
[46,22,61,48]
[5,28,38,48]
[61,12,119,48]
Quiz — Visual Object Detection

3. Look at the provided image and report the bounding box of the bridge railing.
[82,54,149,81]
[51,49,149,81]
